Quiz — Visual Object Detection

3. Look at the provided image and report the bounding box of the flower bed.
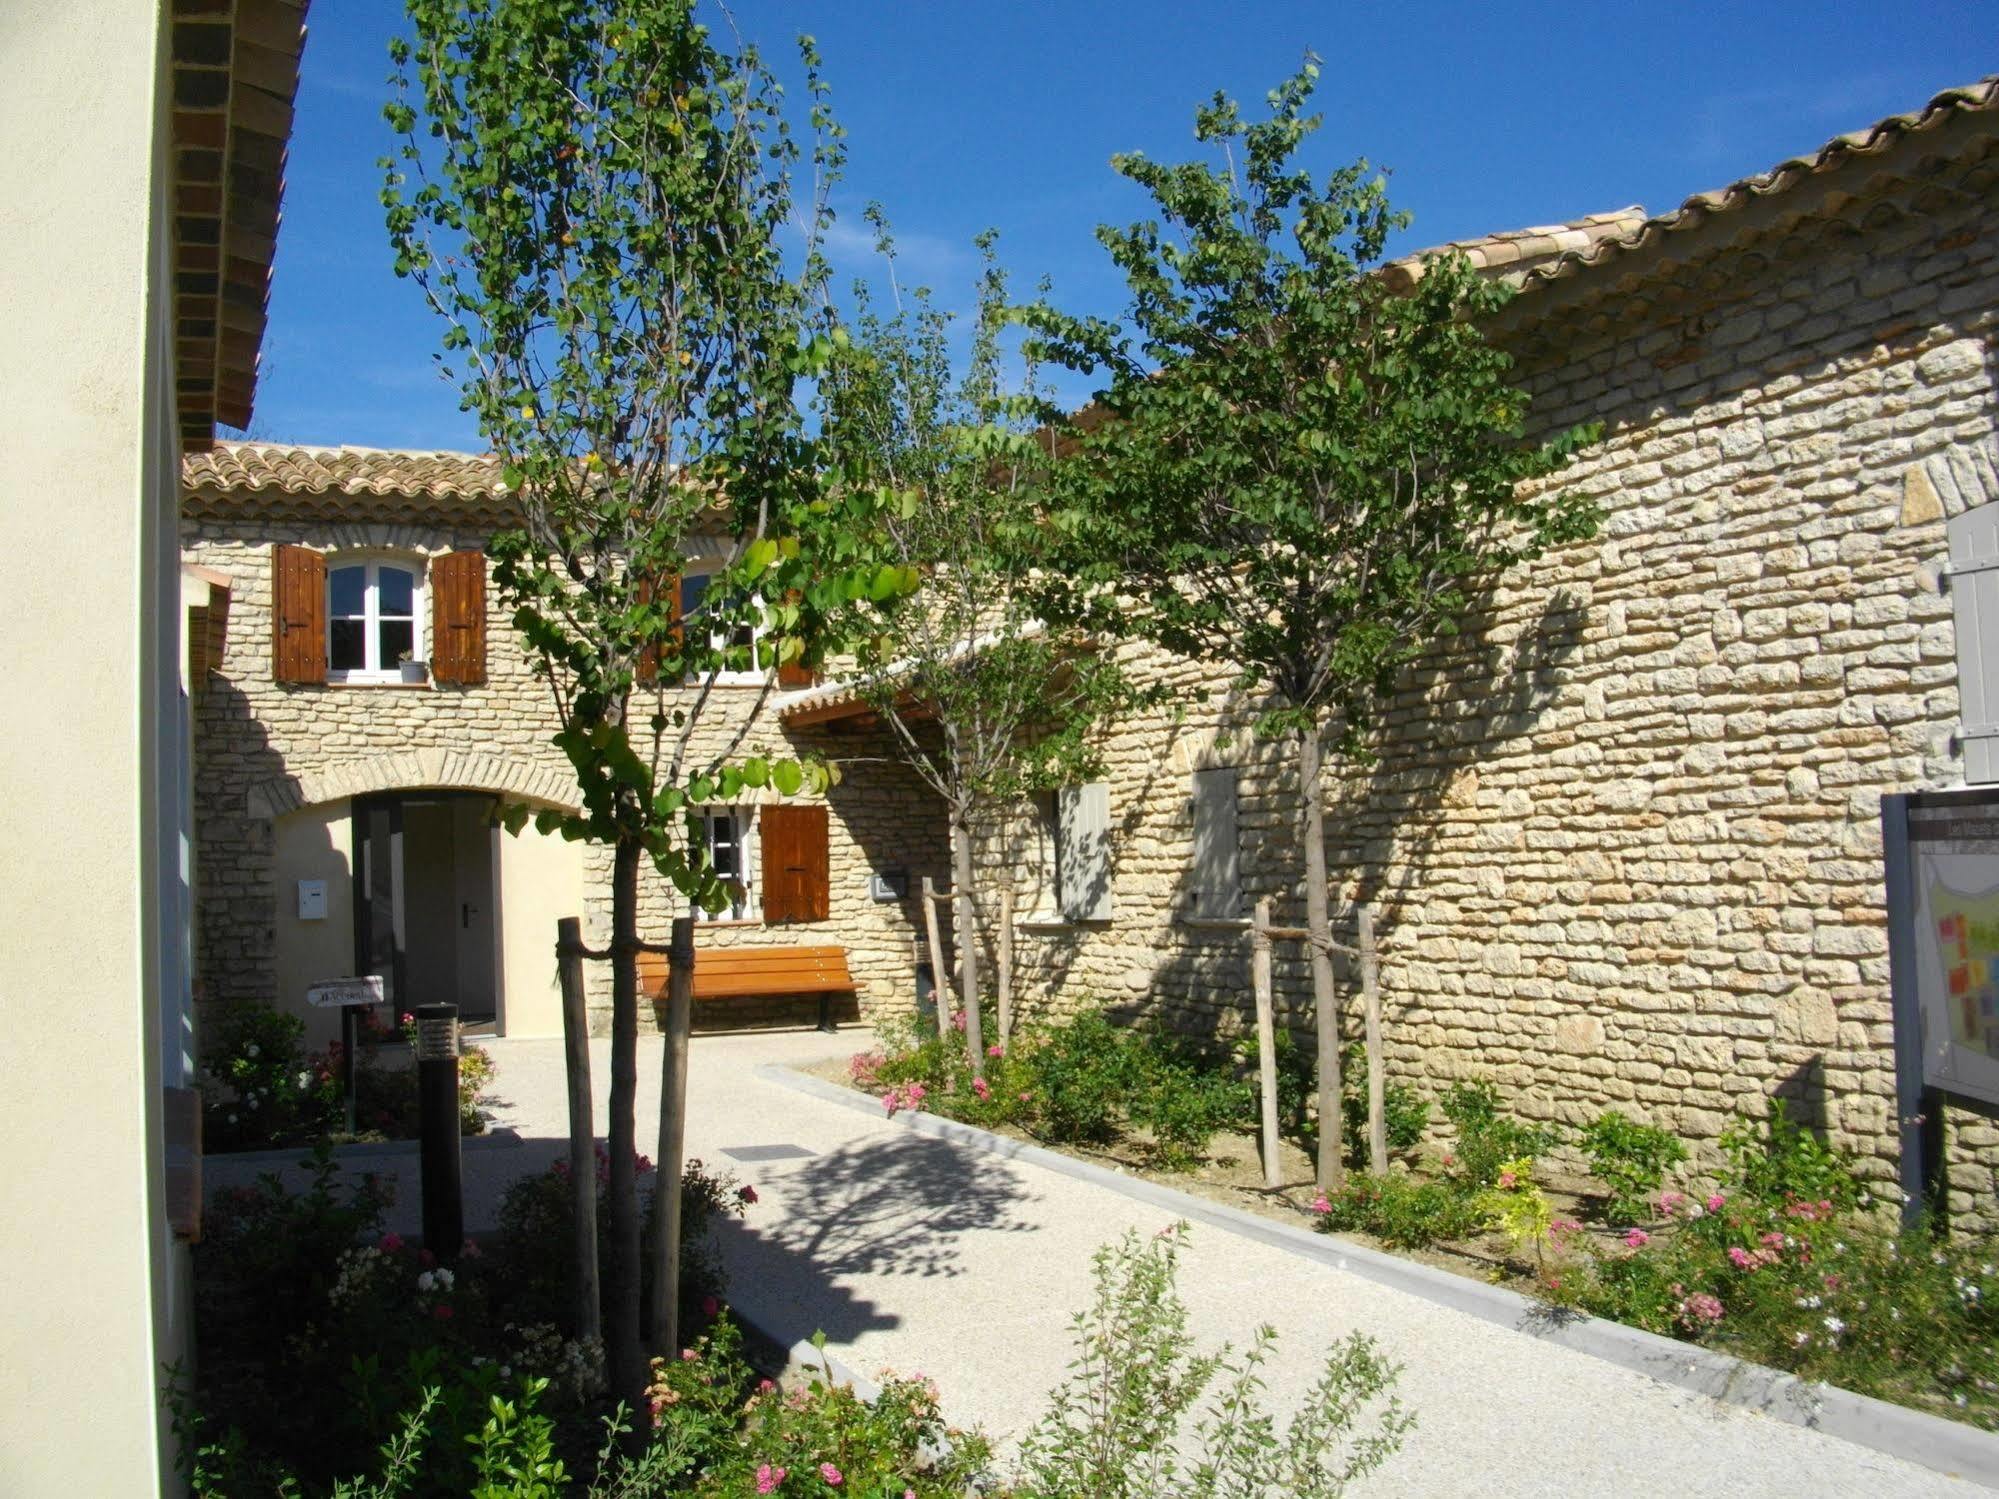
[850,1008,1999,1430]
[178,1146,1410,1497]
[201,1002,494,1152]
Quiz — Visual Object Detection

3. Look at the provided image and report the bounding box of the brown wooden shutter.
[271,543,326,684]
[777,658,816,690]
[761,804,830,924]
[430,550,487,685]
[635,572,682,687]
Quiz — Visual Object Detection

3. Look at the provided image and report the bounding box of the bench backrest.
[636,944,855,1000]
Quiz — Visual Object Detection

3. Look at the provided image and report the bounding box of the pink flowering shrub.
[662,1327,990,1498]
[1542,1102,1999,1426]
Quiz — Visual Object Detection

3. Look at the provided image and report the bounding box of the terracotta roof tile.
[1516,74,1999,294]
[182,442,510,519]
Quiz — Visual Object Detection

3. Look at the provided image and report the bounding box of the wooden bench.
[638,945,856,1032]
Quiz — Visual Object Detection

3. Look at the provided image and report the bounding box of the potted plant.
[398,650,429,685]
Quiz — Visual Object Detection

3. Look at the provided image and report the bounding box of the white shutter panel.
[1950,505,1999,784]
[1189,767,1241,918]
[1057,781,1114,921]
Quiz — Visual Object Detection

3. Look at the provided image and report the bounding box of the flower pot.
[399,660,430,685]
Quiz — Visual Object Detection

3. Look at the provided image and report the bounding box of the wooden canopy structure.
[169,0,310,450]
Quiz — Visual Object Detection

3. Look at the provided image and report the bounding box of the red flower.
[738,1184,759,1204]
[432,1304,453,1321]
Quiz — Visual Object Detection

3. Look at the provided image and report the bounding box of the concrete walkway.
[209,1029,1981,1496]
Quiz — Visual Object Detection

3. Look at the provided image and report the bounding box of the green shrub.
[1579,1110,1688,1225]
[1315,1171,1486,1250]
[1719,1098,1857,1211]
[1438,1081,1559,1190]
[1018,1225,1411,1497]
[201,1005,332,1150]
[491,1149,746,1340]
[1132,1055,1252,1170]
[1337,1044,1429,1164]
[1025,1010,1149,1144]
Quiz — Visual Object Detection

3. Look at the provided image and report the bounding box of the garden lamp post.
[414,1002,463,1264]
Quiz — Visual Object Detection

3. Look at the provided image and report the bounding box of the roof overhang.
[170,0,311,452]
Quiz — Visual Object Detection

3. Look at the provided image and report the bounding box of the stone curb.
[208,1127,526,1170]
[764,1064,1999,1492]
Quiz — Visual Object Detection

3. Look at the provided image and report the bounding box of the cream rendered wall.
[497,826,588,1037]
[0,2,182,1494]
[272,801,358,1049]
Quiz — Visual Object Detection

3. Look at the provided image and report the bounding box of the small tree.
[820,218,1146,1078]
[384,1,901,1416]
[1022,60,1600,1189]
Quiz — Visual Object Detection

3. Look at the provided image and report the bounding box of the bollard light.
[415,1003,464,1264]
[414,1006,460,1061]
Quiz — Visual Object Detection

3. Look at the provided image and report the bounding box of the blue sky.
[242,1,1982,451]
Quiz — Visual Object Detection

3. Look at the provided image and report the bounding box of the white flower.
[417,1271,436,1292]
[1793,1331,1810,1346]
[297,1070,312,1090]
[1823,1316,1845,1334]
[245,1043,259,1058]
[1796,1295,1822,1310]
[435,1268,455,1290]
[227,1113,238,1124]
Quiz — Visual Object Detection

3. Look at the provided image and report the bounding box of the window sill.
[692,916,765,929]
[326,681,434,690]
[1015,914,1077,933]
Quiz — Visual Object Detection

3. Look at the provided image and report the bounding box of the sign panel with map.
[1885,790,1999,1118]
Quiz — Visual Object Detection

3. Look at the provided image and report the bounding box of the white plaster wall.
[272,801,358,1049]
[497,825,588,1038]
[0,2,180,1492]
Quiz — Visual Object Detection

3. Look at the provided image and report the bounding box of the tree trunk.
[1300,728,1344,1192]
[950,813,988,1080]
[604,835,645,1423]
[650,916,694,1360]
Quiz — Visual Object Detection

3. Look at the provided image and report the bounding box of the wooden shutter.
[271,543,325,684]
[1189,767,1241,918]
[636,572,682,687]
[430,550,487,685]
[1952,505,1999,783]
[1057,781,1114,921]
[761,804,830,924]
[777,658,816,690]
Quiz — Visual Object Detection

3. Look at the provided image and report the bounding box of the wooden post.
[1251,898,1281,1190]
[997,884,1015,1056]
[556,917,600,1346]
[650,917,695,1356]
[1360,904,1386,1175]
[921,876,952,1045]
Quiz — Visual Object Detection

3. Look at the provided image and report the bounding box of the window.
[691,807,758,921]
[680,572,764,684]
[327,558,423,682]
[1027,782,1114,922]
[1188,767,1243,918]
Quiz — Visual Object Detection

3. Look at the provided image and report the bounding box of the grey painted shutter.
[1951,504,1999,784]
[1190,767,1241,918]
[1057,781,1114,921]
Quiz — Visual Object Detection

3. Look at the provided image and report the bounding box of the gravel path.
[207,1028,1983,1496]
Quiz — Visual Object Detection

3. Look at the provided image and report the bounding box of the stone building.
[181,444,948,1044]
[186,75,1999,1214]
[951,76,1999,1214]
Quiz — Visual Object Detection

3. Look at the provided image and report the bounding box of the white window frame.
[691,805,760,922]
[681,571,767,685]
[326,554,426,685]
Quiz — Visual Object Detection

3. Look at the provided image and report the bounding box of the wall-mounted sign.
[305,975,386,1009]
[1882,790,1999,1222]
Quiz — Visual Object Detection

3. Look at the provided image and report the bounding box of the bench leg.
[817,992,836,1033]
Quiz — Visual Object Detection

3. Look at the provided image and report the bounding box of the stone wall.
[961,140,1999,1218]
[185,514,947,1039]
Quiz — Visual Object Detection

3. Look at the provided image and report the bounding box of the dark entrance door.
[353,792,499,1024]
